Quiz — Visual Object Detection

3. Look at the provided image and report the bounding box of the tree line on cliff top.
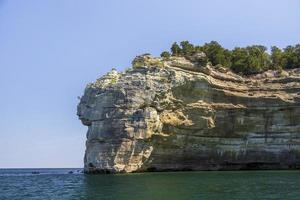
[160,41,300,75]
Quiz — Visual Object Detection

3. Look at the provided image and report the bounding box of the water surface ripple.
[0,169,299,200]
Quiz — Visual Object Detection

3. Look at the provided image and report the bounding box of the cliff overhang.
[78,54,300,173]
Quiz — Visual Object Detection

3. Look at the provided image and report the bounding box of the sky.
[0,0,299,168]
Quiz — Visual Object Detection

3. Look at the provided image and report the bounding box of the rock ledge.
[78,55,300,173]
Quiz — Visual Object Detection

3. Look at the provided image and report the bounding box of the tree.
[160,51,171,58]
[282,45,300,69]
[163,41,300,75]
[231,47,249,74]
[295,44,300,68]
[231,45,270,75]
[170,42,182,56]
[248,45,270,71]
[270,46,283,69]
[202,41,232,67]
[180,41,195,56]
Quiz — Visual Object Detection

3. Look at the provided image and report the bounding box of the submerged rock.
[78,54,300,173]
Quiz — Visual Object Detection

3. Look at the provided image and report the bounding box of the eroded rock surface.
[78,55,300,173]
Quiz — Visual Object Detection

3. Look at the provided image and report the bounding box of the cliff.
[77,54,300,173]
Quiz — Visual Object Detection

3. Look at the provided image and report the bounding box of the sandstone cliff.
[77,54,300,173]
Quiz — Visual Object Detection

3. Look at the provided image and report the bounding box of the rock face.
[77,55,300,173]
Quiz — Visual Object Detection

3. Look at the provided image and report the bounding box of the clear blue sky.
[0,0,299,168]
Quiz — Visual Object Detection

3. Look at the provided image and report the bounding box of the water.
[0,169,299,200]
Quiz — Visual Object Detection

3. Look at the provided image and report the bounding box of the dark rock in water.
[68,171,74,174]
[77,54,300,173]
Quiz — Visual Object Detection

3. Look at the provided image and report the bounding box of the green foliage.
[170,42,182,56]
[202,41,232,67]
[171,41,198,56]
[162,41,300,75]
[270,46,283,69]
[180,41,195,56]
[281,45,300,69]
[230,47,249,74]
[160,51,171,58]
[231,45,271,75]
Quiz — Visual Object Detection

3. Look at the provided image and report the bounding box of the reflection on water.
[81,171,300,200]
[0,169,300,200]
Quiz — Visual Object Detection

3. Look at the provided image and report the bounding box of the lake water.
[0,169,299,200]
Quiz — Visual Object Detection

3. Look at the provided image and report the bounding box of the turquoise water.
[0,169,299,200]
